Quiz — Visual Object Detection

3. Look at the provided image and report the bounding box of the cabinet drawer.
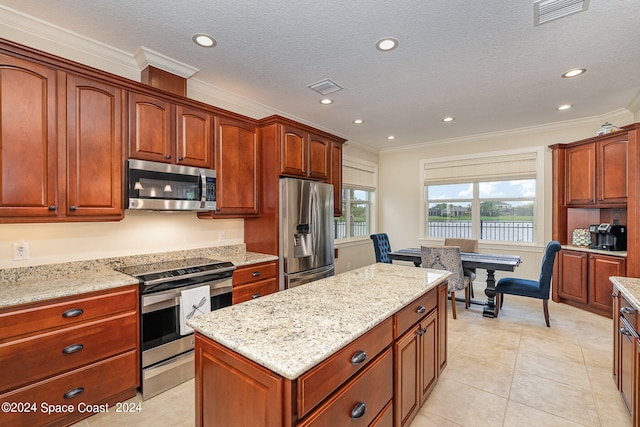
[298,347,393,427]
[394,290,437,338]
[0,350,137,427]
[298,317,393,418]
[232,277,278,304]
[620,293,638,331]
[370,400,393,427]
[0,285,138,339]
[0,311,137,392]
[232,262,277,286]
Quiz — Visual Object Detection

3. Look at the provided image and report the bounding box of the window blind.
[423,151,537,185]
[343,158,376,190]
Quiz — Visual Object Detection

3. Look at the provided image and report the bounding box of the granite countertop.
[610,276,640,311]
[0,246,276,309]
[561,245,627,257]
[187,263,451,380]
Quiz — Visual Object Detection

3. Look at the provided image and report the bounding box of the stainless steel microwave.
[126,159,216,211]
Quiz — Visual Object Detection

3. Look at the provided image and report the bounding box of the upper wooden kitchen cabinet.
[329,139,343,216]
[128,92,213,168]
[565,134,628,207]
[280,123,331,181]
[199,115,260,217]
[0,52,124,222]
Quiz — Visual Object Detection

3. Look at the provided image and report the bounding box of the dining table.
[388,248,522,318]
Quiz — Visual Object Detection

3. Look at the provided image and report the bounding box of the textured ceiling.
[1,0,639,150]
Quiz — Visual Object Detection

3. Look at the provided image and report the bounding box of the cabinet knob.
[350,402,366,419]
[252,272,261,277]
[251,293,261,299]
[416,305,426,314]
[165,155,171,159]
[63,387,85,399]
[62,308,84,318]
[69,206,77,211]
[612,293,618,298]
[351,350,367,365]
[62,343,84,354]
[48,205,56,211]
[179,156,184,160]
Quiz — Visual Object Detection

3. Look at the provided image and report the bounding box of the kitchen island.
[188,263,451,427]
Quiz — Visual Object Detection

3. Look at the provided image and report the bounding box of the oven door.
[141,279,232,363]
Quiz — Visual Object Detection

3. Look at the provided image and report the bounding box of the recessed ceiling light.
[387,135,396,140]
[557,104,572,110]
[353,119,364,124]
[192,33,217,48]
[319,98,333,105]
[376,38,398,51]
[562,68,586,78]
[442,117,455,122]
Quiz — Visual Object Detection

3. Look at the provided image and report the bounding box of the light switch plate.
[13,241,30,260]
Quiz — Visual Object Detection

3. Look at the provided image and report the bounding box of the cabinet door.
[214,116,259,215]
[128,92,173,162]
[598,136,628,204]
[394,325,420,427]
[619,317,636,417]
[437,284,448,373]
[566,143,596,205]
[308,133,330,180]
[176,105,213,168]
[329,140,343,216]
[613,287,621,387]
[558,250,588,303]
[0,53,58,218]
[232,277,278,304]
[66,74,124,218]
[280,124,307,177]
[419,310,438,404]
[588,254,625,312]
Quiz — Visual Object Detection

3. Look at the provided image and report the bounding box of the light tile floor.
[72,286,631,427]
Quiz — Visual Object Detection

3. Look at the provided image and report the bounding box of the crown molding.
[628,89,640,115]
[134,46,199,78]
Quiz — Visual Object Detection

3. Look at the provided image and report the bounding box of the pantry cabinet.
[0,52,124,222]
[128,92,213,168]
[557,249,625,317]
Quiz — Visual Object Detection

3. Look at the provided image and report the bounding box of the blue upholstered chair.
[370,233,392,264]
[495,240,561,327]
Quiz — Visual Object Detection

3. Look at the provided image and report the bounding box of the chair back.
[370,233,392,263]
[421,246,465,291]
[444,238,478,253]
[538,240,562,297]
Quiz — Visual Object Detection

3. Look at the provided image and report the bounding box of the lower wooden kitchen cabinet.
[232,260,278,304]
[612,284,639,425]
[0,285,139,427]
[557,249,626,317]
[194,282,447,427]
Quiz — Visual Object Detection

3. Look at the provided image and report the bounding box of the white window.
[422,149,542,244]
[335,158,377,241]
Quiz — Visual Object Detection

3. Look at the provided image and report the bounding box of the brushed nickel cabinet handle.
[62,308,84,318]
[252,293,261,299]
[350,402,366,419]
[62,344,84,354]
[63,387,85,399]
[416,305,426,314]
[351,350,367,365]
[621,306,635,315]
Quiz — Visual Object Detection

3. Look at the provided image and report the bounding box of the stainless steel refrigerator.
[279,178,335,289]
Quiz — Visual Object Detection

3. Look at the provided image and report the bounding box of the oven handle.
[142,280,232,313]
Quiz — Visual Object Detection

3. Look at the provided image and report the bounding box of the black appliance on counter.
[589,223,627,251]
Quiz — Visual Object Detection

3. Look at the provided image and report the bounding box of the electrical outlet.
[13,241,30,260]
[218,231,225,241]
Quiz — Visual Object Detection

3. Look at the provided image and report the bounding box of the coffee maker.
[589,223,627,251]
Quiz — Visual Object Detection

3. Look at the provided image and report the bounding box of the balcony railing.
[334,220,369,239]
[428,220,534,242]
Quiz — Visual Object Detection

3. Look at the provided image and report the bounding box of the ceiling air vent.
[307,78,343,95]
[534,0,590,26]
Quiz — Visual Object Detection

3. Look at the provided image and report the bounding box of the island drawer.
[232,277,279,304]
[298,347,393,427]
[394,289,437,338]
[297,317,393,418]
[0,285,138,339]
[0,350,137,427]
[232,261,277,286]
[619,292,638,330]
[0,311,137,392]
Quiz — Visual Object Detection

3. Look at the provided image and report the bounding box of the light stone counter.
[187,262,451,380]
[0,244,276,309]
[611,276,640,311]
[561,244,627,257]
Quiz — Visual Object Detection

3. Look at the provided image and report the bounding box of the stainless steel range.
[119,257,235,400]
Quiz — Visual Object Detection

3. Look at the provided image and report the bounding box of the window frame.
[335,157,377,243]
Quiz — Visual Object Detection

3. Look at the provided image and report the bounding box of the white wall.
[378,110,635,281]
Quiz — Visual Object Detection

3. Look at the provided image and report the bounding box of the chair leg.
[451,291,457,319]
[464,287,470,309]
[543,299,550,327]
[470,282,474,298]
[499,293,504,308]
